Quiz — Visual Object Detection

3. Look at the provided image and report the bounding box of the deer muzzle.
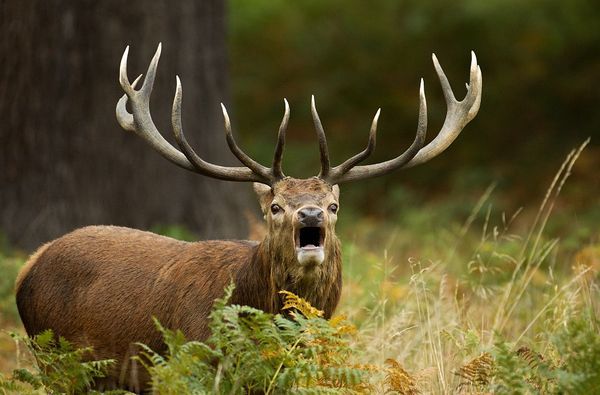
[295,207,325,266]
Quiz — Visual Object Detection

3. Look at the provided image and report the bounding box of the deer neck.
[255,235,342,314]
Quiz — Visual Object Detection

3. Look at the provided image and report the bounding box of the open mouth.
[295,226,326,266]
[296,226,324,249]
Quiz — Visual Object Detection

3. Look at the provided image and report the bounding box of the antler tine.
[403,51,482,168]
[118,46,134,95]
[220,103,272,179]
[326,108,380,180]
[140,43,161,98]
[327,79,427,184]
[116,44,196,171]
[171,77,268,183]
[272,99,290,179]
[325,80,427,184]
[311,96,331,179]
[116,44,273,184]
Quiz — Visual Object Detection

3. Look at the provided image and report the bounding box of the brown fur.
[15,177,342,392]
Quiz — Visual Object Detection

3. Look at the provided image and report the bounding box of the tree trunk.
[0,0,252,250]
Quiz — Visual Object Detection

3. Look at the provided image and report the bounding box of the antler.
[316,51,482,185]
[116,44,288,185]
[117,45,481,186]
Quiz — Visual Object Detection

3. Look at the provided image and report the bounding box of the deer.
[15,44,482,391]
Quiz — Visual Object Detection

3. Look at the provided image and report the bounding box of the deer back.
[16,226,261,347]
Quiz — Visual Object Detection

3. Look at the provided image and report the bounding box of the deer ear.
[332,184,340,200]
[253,182,273,212]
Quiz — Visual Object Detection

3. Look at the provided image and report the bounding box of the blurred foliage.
[0,238,24,323]
[150,224,199,242]
[228,0,599,217]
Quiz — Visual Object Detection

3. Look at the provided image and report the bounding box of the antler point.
[220,104,232,132]
[131,74,143,89]
[371,108,381,129]
[175,76,183,93]
[431,53,441,69]
[311,95,318,112]
[120,46,129,64]
[470,51,477,70]
[119,46,132,89]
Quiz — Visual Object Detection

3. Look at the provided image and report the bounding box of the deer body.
[15,44,481,392]
[17,222,341,357]
[16,177,343,390]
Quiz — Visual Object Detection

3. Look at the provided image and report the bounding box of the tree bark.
[0,0,251,250]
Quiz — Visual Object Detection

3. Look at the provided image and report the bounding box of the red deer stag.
[16,44,482,391]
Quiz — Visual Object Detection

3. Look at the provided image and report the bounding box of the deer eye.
[328,203,338,214]
[270,204,282,214]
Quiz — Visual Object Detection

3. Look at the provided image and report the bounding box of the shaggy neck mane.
[235,234,342,318]
[272,232,341,315]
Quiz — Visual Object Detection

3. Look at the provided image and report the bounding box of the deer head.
[116,43,482,277]
[253,178,341,291]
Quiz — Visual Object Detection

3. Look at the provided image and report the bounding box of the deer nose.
[297,206,324,227]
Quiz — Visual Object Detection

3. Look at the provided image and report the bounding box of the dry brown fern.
[516,346,544,369]
[384,358,419,395]
[455,352,494,391]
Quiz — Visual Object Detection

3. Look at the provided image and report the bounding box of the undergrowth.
[455,316,600,394]
[0,141,598,394]
[139,286,370,394]
[0,330,118,394]
[340,139,599,393]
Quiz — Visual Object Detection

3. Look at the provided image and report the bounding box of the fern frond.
[456,352,494,391]
[515,346,545,369]
[329,314,358,336]
[384,358,419,395]
[280,290,324,318]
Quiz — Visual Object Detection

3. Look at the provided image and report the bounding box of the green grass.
[0,141,598,393]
